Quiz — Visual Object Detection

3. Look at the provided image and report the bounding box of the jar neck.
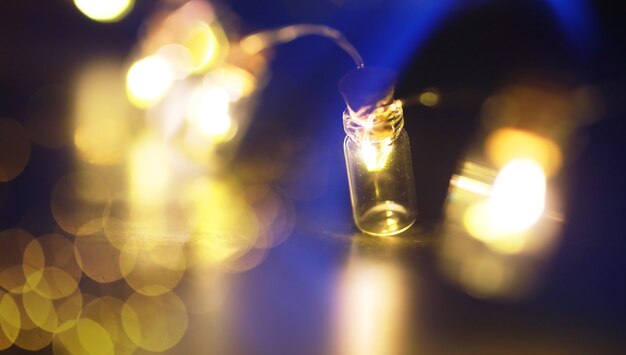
[343,100,404,145]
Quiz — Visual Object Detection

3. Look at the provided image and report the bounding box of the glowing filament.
[359,141,393,172]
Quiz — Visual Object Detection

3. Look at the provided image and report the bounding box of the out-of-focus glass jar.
[343,100,417,236]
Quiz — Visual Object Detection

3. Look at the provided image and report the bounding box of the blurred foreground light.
[74,59,131,165]
[182,23,227,73]
[74,0,134,23]
[129,137,170,206]
[0,291,20,350]
[126,56,175,108]
[186,86,234,140]
[121,291,188,352]
[464,159,546,254]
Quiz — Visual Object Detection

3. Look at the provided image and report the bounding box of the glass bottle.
[341,69,417,236]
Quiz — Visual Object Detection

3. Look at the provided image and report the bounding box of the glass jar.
[343,100,417,236]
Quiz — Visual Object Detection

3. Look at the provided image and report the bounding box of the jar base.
[356,201,415,237]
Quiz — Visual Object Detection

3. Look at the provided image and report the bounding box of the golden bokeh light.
[0,229,39,294]
[76,318,115,355]
[27,266,80,301]
[24,234,83,300]
[21,289,57,332]
[0,291,20,350]
[126,55,175,108]
[119,240,185,296]
[128,136,170,208]
[12,326,53,351]
[73,0,134,23]
[53,290,84,333]
[73,59,132,164]
[182,23,229,73]
[0,118,31,182]
[74,104,131,166]
[80,297,138,355]
[75,221,126,284]
[186,85,234,140]
[418,88,440,107]
[121,291,188,352]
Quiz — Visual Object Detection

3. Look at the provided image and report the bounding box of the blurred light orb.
[463,159,546,253]
[419,89,440,107]
[186,86,233,139]
[126,56,175,108]
[182,23,227,73]
[0,291,20,350]
[489,159,546,233]
[74,0,134,23]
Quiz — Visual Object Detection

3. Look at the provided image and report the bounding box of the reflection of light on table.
[337,259,406,355]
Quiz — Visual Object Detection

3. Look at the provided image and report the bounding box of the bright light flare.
[464,159,547,253]
[186,86,233,140]
[489,159,546,232]
[126,56,175,108]
[74,0,134,23]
